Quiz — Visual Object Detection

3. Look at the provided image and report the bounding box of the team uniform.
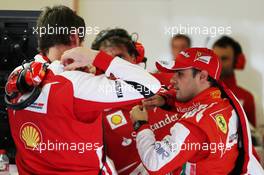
[103,72,177,175]
[135,48,264,175]
[222,74,256,127]
[103,103,179,175]
[8,52,161,174]
[136,87,240,174]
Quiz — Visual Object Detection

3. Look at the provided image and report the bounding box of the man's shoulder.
[236,86,254,99]
[203,99,233,116]
[180,99,233,124]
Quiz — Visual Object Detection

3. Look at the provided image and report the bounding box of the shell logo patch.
[215,114,227,134]
[111,115,122,125]
[20,122,42,149]
[107,110,127,130]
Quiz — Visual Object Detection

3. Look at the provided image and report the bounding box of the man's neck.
[221,73,237,87]
[220,72,235,80]
[47,45,72,62]
[195,83,211,97]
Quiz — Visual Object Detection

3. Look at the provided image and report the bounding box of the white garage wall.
[0,0,73,11]
[79,0,264,126]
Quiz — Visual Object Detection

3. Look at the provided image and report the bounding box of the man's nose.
[170,74,178,85]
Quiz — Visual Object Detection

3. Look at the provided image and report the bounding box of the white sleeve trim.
[60,57,161,103]
[105,57,161,94]
[60,71,143,102]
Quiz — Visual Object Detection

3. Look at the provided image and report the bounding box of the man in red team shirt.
[6,6,160,174]
[91,28,183,174]
[130,48,263,174]
[213,36,256,127]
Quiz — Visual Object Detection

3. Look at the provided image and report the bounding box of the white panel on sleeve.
[105,57,161,94]
[225,110,239,150]
[60,71,144,102]
[247,154,264,175]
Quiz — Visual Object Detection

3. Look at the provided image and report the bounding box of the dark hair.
[207,76,218,87]
[192,68,218,87]
[213,36,243,64]
[91,28,139,57]
[171,34,191,47]
[37,5,85,54]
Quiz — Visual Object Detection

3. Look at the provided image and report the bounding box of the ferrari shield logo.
[215,114,227,134]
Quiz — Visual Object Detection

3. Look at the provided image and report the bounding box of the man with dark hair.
[7,6,160,174]
[91,28,140,64]
[213,36,256,127]
[36,6,85,55]
[171,34,191,58]
[89,28,177,175]
[130,48,263,174]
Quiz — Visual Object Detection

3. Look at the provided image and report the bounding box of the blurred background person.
[153,34,191,88]
[154,34,191,87]
[171,34,191,59]
[213,36,256,127]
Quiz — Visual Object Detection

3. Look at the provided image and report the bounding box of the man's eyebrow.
[175,70,183,73]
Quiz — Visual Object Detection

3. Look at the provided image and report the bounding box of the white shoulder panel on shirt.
[24,82,58,114]
[60,71,143,102]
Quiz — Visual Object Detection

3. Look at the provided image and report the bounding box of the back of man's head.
[171,34,191,47]
[37,5,85,54]
[91,28,139,58]
[171,34,191,58]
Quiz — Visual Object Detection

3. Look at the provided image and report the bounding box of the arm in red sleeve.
[92,51,114,71]
[158,88,177,112]
[62,51,161,118]
[243,92,256,127]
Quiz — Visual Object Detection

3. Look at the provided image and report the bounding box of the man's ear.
[70,34,80,47]
[199,70,209,82]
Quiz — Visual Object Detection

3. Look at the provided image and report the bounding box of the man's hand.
[61,47,99,71]
[130,105,148,124]
[142,94,166,109]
